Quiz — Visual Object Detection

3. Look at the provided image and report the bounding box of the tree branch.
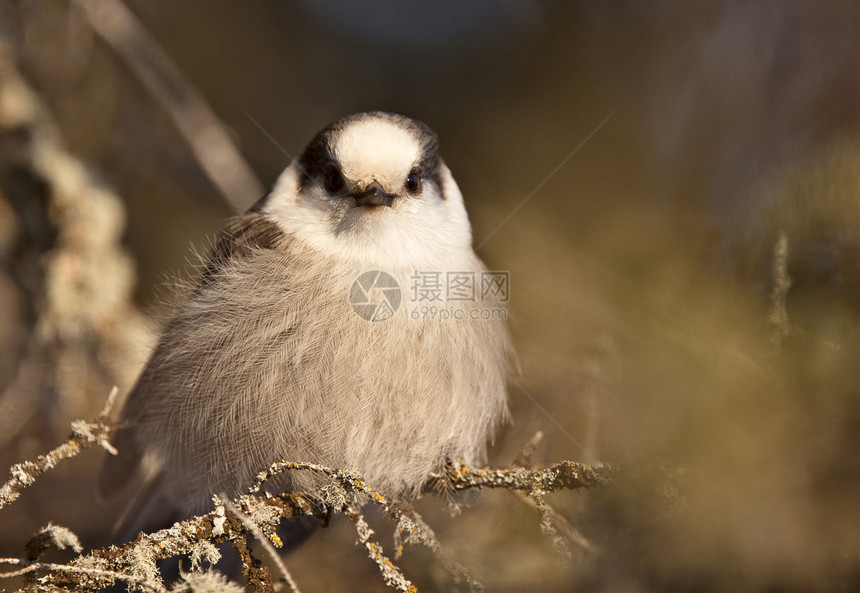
[0,404,615,591]
[0,387,118,509]
[70,0,264,211]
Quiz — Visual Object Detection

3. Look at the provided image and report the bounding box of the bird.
[99,111,512,543]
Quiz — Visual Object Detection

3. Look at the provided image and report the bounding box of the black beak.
[354,182,395,208]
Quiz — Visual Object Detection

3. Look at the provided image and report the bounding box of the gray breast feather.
[101,213,511,514]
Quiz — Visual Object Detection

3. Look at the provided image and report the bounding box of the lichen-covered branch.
[219,494,303,593]
[431,459,613,562]
[0,388,118,509]
[512,489,596,556]
[0,557,169,593]
[10,492,315,591]
[394,510,485,593]
[344,504,417,593]
[433,458,615,494]
[1,408,615,592]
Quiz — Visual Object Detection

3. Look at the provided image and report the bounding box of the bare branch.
[99,385,120,421]
[70,0,264,211]
[513,430,545,468]
[769,231,792,352]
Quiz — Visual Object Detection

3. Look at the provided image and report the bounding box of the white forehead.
[333,119,420,183]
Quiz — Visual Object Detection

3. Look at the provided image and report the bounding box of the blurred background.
[0,1,857,591]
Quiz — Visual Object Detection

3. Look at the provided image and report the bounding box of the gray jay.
[99,111,512,540]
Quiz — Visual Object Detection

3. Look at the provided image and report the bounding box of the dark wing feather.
[196,213,288,289]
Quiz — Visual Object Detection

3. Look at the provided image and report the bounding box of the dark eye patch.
[324,165,345,193]
[297,127,337,190]
[297,112,446,197]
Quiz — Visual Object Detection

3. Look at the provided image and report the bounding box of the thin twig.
[0,557,169,593]
[253,461,484,591]
[0,389,117,509]
[769,231,792,352]
[394,510,484,592]
[344,505,417,593]
[512,490,596,555]
[510,431,596,556]
[71,0,264,211]
[513,430,545,468]
[99,385,120,420]
[528,485,571,559]
[253,462,420,591]
[231,534,274,593]
[219,494,303,593]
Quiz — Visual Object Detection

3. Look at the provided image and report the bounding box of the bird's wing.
[195,212,289,289]
[97,212,290,508]
[97,424,145,502]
